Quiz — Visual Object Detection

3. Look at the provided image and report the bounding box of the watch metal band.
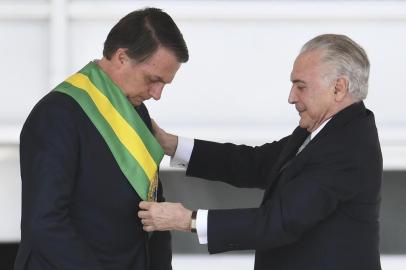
[191,210,197,233]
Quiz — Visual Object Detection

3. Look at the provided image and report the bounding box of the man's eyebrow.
[291,79,306,84]
[150,76,165,83]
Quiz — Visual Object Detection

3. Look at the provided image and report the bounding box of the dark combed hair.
[103,7,189,63]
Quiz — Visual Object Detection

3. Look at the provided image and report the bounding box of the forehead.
[291,50,324,81]
[136,47,181,83]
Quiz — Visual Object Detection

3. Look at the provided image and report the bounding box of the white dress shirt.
[170,119,330,245]
[171,137,208,244]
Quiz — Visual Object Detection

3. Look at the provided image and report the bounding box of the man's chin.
[128,98,143,106]
[299,121,317,132]
[298,119,308,130]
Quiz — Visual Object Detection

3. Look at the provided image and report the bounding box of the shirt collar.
[310,118,331,140]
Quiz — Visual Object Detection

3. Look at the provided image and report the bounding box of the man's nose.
[288,87,297,104]
[150,83,165,100]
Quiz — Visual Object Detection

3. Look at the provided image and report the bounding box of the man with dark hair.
[15,8,188,270]
[139,34,382,270]
[103,8,188,64]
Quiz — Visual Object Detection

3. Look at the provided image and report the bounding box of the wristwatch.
[190,210,197,233]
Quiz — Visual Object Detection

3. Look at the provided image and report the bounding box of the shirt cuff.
[170,137,194,168]
[196,209,208,244]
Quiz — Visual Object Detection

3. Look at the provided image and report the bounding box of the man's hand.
[151,119,178,156]
[138,201,193,232]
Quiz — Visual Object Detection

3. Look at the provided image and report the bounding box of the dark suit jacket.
[186,102,382,270]
[15,92,172,270]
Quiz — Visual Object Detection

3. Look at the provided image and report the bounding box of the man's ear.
[333,77,349,102]
[112,48,129,66]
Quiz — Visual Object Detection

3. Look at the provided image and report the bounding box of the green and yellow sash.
[54,62,164,201]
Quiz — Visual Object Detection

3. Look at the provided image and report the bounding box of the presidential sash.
[54,62,164,201]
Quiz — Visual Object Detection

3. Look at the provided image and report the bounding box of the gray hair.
[300,34,370,101]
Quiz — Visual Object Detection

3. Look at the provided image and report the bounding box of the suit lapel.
[274,127,309,173]
[262,127,309,202]
[135,103,152,131]
[261,101,367,204]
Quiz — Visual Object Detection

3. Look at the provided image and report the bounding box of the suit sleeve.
[19,100,103,269]
[186,138,289,189]
[206,151,361,253]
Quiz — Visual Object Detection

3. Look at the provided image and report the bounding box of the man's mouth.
[296,106,305,114]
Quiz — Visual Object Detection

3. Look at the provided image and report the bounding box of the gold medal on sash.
[147,172,159,202]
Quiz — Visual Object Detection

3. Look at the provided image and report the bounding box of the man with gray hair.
[139,34,382,270]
